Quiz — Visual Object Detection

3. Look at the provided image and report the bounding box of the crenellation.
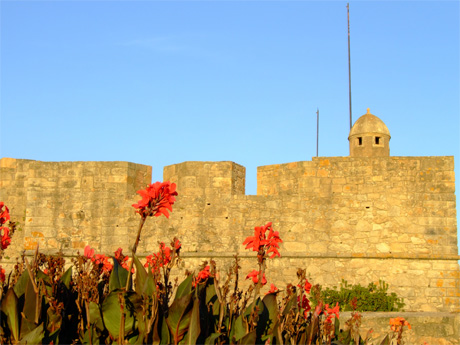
[1,114,459,314]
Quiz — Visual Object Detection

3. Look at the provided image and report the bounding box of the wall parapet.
[1,157,459,313]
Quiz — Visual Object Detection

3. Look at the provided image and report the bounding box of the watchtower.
[348,109,391,157]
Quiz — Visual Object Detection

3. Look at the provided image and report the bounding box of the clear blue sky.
[1,1,459,246]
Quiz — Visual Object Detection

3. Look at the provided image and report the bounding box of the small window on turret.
[375,136,381,145]
[357,137,362,146]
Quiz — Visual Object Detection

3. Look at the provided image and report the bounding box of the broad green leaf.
[133,254,147,294]
[1,288,20,342]
[261,293,279,336]
[244,298,264,318]
[21,274,39,338]
[109,256,129,292]
[101,291,135,339]
[181,299,200,345]
[175,274,193,300]
[334,317,340,338]
[204,332,221,345]
[80,324,99,345]
[19,323,44,344]
[238,330,256,345]
[205,282,217,305]
[212,299,221,316]
[46,306,62,333]
[44,328,60,345]
[230,314,246,342]
[36,269,51,285]
[89,301,105,331]
[282,293,297,316]
[377,333,391,345]
[166,292,193,344]
[143,272,156,296]
[60,266,72,289]
[161,315,171,345]
[13,269,29,298]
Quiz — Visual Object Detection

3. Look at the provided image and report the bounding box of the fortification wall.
[0,157,459,313]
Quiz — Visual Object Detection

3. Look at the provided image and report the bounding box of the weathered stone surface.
[0,155,459,317]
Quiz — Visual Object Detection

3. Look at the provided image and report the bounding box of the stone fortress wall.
[1,110,459,314]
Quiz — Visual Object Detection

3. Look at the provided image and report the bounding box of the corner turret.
[348,109,391,157]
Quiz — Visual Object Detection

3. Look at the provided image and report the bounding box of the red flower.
[0,202,10,225]
[84,245,95,259]
[132,182,178,218]
[298,279,312,294]
[324,302,340,323]
[173,239,181,251]
[389,317,411,332]
[243,222,283,259]
[246,270,267,285]
[266,283,278,294]
[0,266,5,283]
[194,265,212,286]
[93,253,113,273]
[114,248,132,272]
[144,241,177,273]
[1,227,11,250]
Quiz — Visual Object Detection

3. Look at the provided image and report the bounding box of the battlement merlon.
[163,161,246,197]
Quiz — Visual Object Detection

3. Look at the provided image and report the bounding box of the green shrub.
[317,279,405,312]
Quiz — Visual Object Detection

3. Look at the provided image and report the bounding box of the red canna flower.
[0,202,10,225]
[0,266,5,283]
[93,253,113,273]
[194,265,212,286]
[144,241,178,274]
[298,279,312,294]
[266,283,278,294]
[246,270,267,285]
[389,317,411,332]
[132,181,178,218]
[114,247,132,272]
[84,245,95,259]
[324,302,340,323]
[243,222,283,259]
[1,227,11,250]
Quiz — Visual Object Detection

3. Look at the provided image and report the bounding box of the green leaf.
[20,274,39,338]
[60,266,72,289]
[19,323,44,344]
[166,292,193,344]
[244,298,264,318]
[261,293,279,336]
[204,333,221,345]
[238,330,256,345]
[175,274,193,300]
[133,254,148,294]
[101,291,135,339]
[377,333,391,345]
[205,281,217,304]
[36,269,51,285]
[182,299,200,345]
[109,256,129,292]
[80,324,99,345]
[1,288,20,342]
[13,269,30,298]
[46,306,62,333]
[282,293,297,316]
[230,314,246,342]
[89,301,105,331]
[161,315,171,345]
[212,299,221,316]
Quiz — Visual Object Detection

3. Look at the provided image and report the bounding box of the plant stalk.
[125,215,147,291]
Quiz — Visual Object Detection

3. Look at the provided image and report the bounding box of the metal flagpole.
[347,3,352,129]
[316,108,319,157]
